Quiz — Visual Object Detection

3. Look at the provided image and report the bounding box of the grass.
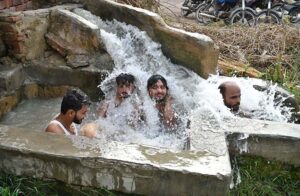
[0,174,114,196]
[229,156,300,196]
[1,156,299,195]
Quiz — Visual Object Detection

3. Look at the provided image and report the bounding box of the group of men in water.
[45,72,299,137]
[45,73,178,137]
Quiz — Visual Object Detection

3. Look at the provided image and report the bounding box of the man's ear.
[67,109,75,117]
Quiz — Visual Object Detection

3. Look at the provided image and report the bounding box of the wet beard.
[73,112,82,124]
[155,96,167,104]
[122,94,130,99]
[231,105,240,113]
[225,103,240,113]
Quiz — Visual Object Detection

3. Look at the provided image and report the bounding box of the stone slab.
[225,118,300,166]
[0,65,25,92]
[24,63,108,101]
[0,125,232,195]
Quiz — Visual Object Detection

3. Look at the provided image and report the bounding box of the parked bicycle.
[229,0,257,26]
[272,0,300,23]
[196,0,238,24]
[181,0,205,17]
[256,0,281,24]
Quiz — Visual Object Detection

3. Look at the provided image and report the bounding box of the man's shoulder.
[45,122,64,134]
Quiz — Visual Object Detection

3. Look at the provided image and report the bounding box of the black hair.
[147,74,169,90]
[116,73,135,86]
[218,83,226,98]
[61,89,90,114]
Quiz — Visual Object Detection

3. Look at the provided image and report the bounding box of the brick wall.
[0,13,25,59]
[0,0,33,12]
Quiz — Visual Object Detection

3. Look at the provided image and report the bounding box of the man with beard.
[45,89,90,135]
[147,74,177,129]
[98,73,137,118]
[80,73,144,138]
[218,81,241,113]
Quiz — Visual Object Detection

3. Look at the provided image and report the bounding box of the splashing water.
[73,9,294,149]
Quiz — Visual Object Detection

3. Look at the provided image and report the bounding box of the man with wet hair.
[79,73,143,138]
[218,81,241,112]
[45,89,91,135]
[98,73,137,117]
[147,74,177,129]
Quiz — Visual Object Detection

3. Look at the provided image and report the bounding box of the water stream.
[0,8,295,151]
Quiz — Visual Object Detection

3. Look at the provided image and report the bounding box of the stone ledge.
[24,63,109,100]
[0,65,25,92]
[0,125,231,195]
[225,118,300,166]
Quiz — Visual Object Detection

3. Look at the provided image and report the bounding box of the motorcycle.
[272,0,300,23]
[181,0,205,17]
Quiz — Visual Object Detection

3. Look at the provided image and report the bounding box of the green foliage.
[259,52,300,102]
[229,156,300,196]
[0,173,115,196]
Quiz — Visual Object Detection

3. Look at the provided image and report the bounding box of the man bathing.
[147,74,178,129]
[45,89,90,135]
[218,81,241,113]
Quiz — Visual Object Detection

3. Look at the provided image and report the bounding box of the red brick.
[8,40,25,53]
[12,0,21,6]
[15,3,25,11]
[0,1,6,9]
[45,33,68,57]
[3,33,25,41]
[0,22,17,32]
[3,15,22,22]
[4,0,12,7]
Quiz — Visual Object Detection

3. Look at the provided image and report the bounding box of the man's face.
[116,83,135,99]
[223,85,241,112]
[73,104,88,124]
[148,80,167,102]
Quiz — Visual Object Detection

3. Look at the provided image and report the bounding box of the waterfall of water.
[73,8,294,149]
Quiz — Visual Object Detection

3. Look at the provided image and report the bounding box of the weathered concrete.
[84,0,219,79]
[0,125,232,195]
[22,83,72,99]
[0,4,84,60]
[225,118,300,166]
[0,65,25,92]
[24,61,108,100]
[46,9,106,68]
[0,92,21,119]
[0,38,6,57]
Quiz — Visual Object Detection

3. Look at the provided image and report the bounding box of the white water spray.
[73,9,295,149]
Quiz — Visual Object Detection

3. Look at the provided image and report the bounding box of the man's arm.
[80,123,98,138]
[98,101,109,118]
[162,97,177,129]
[45,123,65,134]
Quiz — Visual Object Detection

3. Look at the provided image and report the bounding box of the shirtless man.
[45,89,90,135]
[81,73,143,138]
[218,81,241,113]
[147,74,177,129]
[98,73,137,118]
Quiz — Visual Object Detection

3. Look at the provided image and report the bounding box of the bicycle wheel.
[229,8,256,26]
[288,7,300,23]
[256,10,281,24]
[196,3,215,24]
[181,0,192,17]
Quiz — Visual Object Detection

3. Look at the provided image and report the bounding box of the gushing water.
[73,8,295,150]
